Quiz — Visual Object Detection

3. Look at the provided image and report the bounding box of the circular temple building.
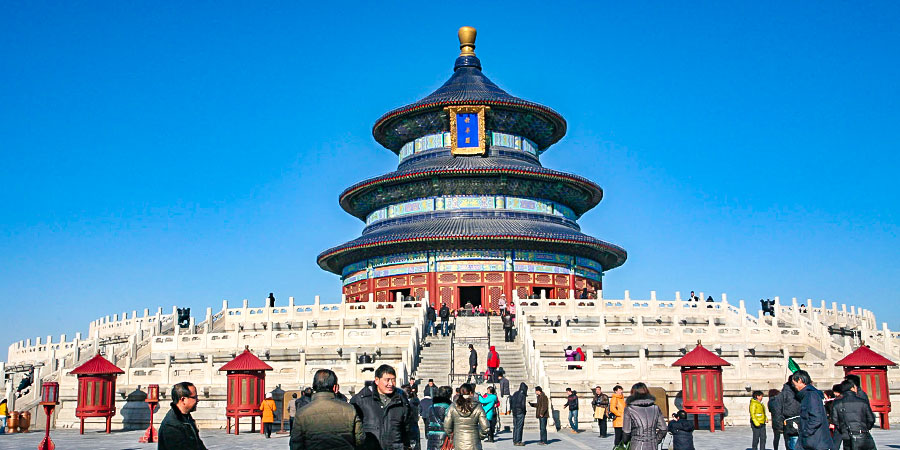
[318,27,626,311]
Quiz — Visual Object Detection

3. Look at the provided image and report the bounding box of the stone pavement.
[2,426,900,449]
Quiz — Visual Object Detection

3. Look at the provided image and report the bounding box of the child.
[667,410,695,450]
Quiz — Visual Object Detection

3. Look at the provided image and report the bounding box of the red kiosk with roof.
[219,347,273,435]
[672,343,730,432]
[835,345,896,429]
[69,353,124,434]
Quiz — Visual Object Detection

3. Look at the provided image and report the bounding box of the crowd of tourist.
[145,363,881,450]
[146,313,880,450]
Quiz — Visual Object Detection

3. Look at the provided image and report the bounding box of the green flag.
[788,357,800,373]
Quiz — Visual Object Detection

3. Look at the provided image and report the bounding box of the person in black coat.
[767,389,785,450]
[667,410,695,450]
[350,365,415,450]
[467,344,479,384]
[439,304,450,336]
[297,387,313,409]
[158,382,206,450]
[832,379,876,450]
[509,382,529,445]
[501,314,514,342]
[777,377,802,449]
[425,305,437,336]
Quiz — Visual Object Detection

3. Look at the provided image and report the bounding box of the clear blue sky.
[2,2,898,355]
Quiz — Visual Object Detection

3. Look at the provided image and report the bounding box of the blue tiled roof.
[339,161,604,220]
[317,215,626,274]
[372,56,567,152]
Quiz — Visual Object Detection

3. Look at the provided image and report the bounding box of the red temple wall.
[343,271,602,310]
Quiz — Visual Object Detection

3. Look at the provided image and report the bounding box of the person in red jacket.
[487,346,500,382]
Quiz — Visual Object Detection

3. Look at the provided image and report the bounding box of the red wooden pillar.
[427,271,438,308]
[568,273,576,298]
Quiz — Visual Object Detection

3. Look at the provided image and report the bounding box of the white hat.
[265,393,273,399]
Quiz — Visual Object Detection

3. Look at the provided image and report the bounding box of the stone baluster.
[298,352,307,385]
[376,316,384,344]
[773,297,781,329]
[172,306,180,340]
[791,298,799,323]
[586,348,596,379]
[636,314,645,343]
[73,332,81,362]
[638,345,648,379]
[206,356,214,385]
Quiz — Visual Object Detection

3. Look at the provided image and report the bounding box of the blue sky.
[1,2,898,355]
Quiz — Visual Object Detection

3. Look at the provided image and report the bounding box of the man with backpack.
[439,303,450,337]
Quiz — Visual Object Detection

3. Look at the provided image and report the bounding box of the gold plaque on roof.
[446,105,489,155]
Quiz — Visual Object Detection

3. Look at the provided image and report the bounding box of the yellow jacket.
[0,402,7,417]
[750,398,767,427]
[610,393,626,428]
[260,398,277,423]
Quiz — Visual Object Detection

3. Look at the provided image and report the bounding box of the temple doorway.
[389,288,411,302]
[458,286,483,310]
[532,287,554,299]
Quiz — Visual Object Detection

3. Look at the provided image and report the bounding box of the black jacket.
[439,305,450,321]
[350,385,414,450]
[469,349,478,368]
[565,392,579,410]
[510,383,528,415]
[667,418,695,450]
[499,377,510,397]
[158,406,206,450]
[768,395,784,433]
[502,315,512,329]
[426,306,436,322]
[777,382,802,437]
[832,391,875,434]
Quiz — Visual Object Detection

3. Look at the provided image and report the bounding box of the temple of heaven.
[318,27,626,311]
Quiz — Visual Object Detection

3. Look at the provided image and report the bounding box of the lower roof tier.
[317,215,626,275]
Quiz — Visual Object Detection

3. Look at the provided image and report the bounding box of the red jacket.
[575,347,586,361]
[487,346,500,368]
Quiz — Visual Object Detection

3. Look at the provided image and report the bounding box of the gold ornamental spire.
[458,26,477,56]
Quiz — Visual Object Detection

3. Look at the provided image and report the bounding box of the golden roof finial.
[458,26,477,57]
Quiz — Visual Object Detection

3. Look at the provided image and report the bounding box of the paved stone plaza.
[2,427,900,449]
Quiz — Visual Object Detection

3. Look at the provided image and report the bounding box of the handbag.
[784,416,800,437]
[848,431,876,450]
[440,434,453,450]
